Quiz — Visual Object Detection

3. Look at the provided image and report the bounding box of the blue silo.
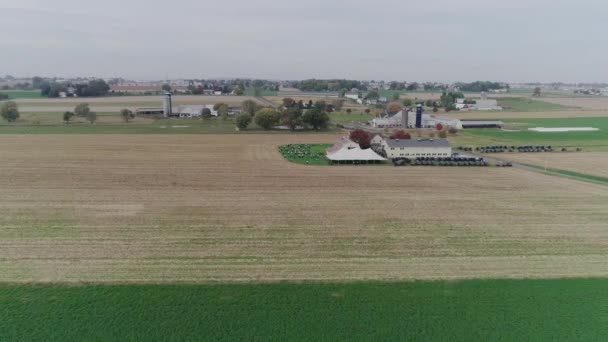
[415,104,423,128]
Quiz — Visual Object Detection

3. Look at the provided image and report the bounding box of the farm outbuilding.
[326,138,386,164]
[461,120,504,129]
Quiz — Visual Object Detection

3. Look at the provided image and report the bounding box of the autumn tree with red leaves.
[389,130,411,140]
[349,129,371,149]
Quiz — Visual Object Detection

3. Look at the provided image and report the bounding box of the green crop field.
[0,89,42,99]
[2,279,608,341]
[457,117,608,150]
[0,113,339,134]
[498,97,570,112]
[245,87,278,96]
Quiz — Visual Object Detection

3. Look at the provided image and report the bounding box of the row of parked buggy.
[458,145,583,153]
[481,145,553,153]
[393,156,489,167]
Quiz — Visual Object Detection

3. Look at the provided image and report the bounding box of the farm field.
[11,95,261,112]
[501,152,608,179]
[0,89,43,99]
[0,115,342,134]
[497,97,570,112]
[2,135,608,283]
[3,279,608,341]
[539,96,608,110]
[457,117,608,150]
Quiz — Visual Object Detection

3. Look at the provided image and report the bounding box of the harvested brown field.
[1,135,608,283]
[501,152,608,178]
[13,95,260,113]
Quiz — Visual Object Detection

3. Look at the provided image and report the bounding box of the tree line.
[455,81,508,92]
[37,78,111,98]
[291,79,367,92]
[236,98,332,131]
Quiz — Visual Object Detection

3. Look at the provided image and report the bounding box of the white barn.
[174,105,218,118]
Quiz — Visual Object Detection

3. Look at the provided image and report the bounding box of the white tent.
[326,137,386,162]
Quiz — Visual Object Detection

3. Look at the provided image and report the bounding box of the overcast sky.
[1,0,606,82]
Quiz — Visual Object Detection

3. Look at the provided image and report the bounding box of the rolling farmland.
[501,152,608,179]
[2,135,608,283]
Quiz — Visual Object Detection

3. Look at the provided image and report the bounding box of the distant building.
[473,99,502,111]
[461,120,504,129]
[381,138,452,160]
[370,134,385,147]
[174,105,218,118]
[371,110,463,129]
[135,108,164,115]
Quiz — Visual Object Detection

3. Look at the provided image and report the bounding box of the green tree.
[120,109,134,122]
[162,84,172,92]
[0,101,19,122]
[282,107,303,131]
[74,103,90,117]
[235,113,252,130]
[407,82,419,91]
[533,87,542,97]
[63,111,75,123]
[77,79,110,97]
[86,111,97,124]
[32,76,44,89]
[201,107,213,119]
[234,87,244,96]
[391,92,400,101]
[241,100,259,116]
[254,108,281,130]
[402,98,413,107]
[253,87,262,97]
[365,90,380,100]
[218,104,229,121]
[313,100,326,111]
[302,108,330,130]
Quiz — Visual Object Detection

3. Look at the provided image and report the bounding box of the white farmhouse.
[381,138,452,159]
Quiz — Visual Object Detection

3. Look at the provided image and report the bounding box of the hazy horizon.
[2,0,607,83]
